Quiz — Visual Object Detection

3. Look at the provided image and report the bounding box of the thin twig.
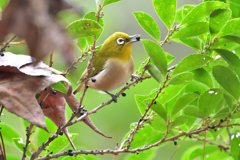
[195,137,230,150]
[49,52,53,67]
[0,35,16,52]
[203,130,206,160]
[37,122,239,160]
[0,40,26,45]
[0,132,6,160]
[169,136,187,160]
[22,124,34,160]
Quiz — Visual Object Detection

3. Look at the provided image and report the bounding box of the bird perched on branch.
[73,32,140,102]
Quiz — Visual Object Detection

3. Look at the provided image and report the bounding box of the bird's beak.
[127,34,141,43]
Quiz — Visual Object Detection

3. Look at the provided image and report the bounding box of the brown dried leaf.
[0,0,74,63]
[0,71,71,129]
[38,87,76,150]
[64,93,113,139]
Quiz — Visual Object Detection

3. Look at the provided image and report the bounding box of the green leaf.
[209,8,231,39]
[198,88,223,117]
[223,93,234,110]
[221,35,240,44]
[180,1,229,26]
[157,82,188,104]
[147,64,162,83]
[172,22,209,39]
[77,38,87,53]
[135,93,155,115]
[0,0,8,8]
[214,49,240,78]
[103,0,122,6]
[141,40,167,76]
[48,133,78,153]
[125,147,157,160]
[153,0,176,29]
[83,12,104,44]
[183,105,205,118]
[171,93,199,118]
[1,123,21,142]
[50,82,67,94]
[192,68,213,88]
[182,5,195,18]
[133,12,160,41]
[185,80,209,94]
[212,107,229,120]
[150,114,167,132]
[231,132,240,160]
[151,101,167,122]
[171,116,188,128]
[66,19,102,39]
[13,138,32,157]
[212,65,240,100]
[124,124,163,148]
[166,52,175,64]
[218,18,240,37]
[175,7,183,23]
[168,72,194,85]
[228,0,240,18]
[179,36,201,51]
[172,54,213,76]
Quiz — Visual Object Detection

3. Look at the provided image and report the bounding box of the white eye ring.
[117,38,124,45]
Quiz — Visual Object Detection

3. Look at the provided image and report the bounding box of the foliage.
[0,0,240,160]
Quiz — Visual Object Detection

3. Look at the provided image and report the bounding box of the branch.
[22,124,34,160]
[195,137,230,150]
[0,35,16,52]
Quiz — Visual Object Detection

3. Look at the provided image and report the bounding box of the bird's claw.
[131,74,142,83]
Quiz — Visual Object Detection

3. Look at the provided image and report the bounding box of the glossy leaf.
[168,72,194,85]
[231,133,240,160]
[212,65,240,101]
[179,36,201,51]
[171,116,188,128]
[153,0,176,29]
[185,80,209,95]
[142,40,167,76]
[228,0,240,18]
[135,92,155,115]
[103,0,122,6]
[77,38,87,53]
[157,82,188,104]
[172,54,213,76]
[151,100,167,122]
[198,88,223,117]
[171,93,199,118]
[133,12,160,41]
[13,138,32,157]
[147,64,162,83]
[182,5,195,18]
[183,105,205,118]
[180,1,229,26]
[209,8,231,39]
[192,68,213,88]
[214,49,240,78]
[223,93,234,110]
[172,22,209,39]
[66,19,102,39]
[150,114,167,132]
[218,18,240,37]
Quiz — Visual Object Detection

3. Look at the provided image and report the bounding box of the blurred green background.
[2,0,204,159]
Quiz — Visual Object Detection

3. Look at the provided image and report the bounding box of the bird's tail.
[73,82,85,95]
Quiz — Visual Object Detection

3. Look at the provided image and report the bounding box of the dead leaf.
[38,87,76,151]
[0,0,75,64]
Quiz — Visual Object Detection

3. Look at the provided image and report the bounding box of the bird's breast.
[89,57,134,92]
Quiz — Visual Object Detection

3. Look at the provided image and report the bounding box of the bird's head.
[100,32,140,62]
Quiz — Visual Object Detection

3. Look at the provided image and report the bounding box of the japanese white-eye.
[73,32,140,99]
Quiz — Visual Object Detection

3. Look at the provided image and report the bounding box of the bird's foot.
[105,91,118,103]
[131,74,142,83]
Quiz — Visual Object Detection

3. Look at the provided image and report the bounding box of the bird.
[73,32,140,102]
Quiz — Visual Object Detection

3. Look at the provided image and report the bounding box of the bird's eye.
[117,38,125,45]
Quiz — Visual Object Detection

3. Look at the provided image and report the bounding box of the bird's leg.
[105,91,118,103]
[131,74,142,83]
